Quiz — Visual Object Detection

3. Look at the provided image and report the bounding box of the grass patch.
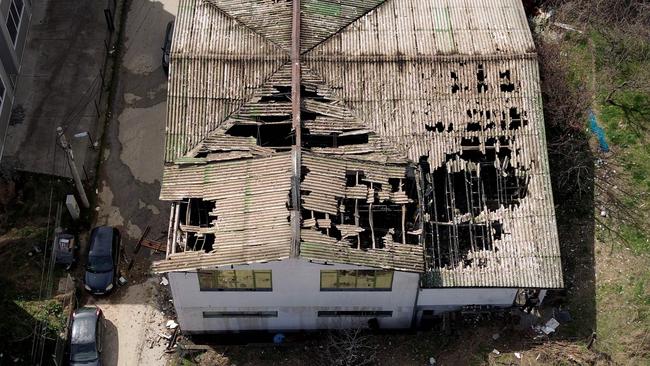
[619,224,650,254]
[16,299,67,334]
[555,16,650,364]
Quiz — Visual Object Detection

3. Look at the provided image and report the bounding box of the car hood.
[85,270,113,292]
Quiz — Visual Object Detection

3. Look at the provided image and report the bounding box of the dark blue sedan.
[69,306,105,366]
[84,226,120,295]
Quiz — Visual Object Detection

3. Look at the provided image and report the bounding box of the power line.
[30,130,60,366]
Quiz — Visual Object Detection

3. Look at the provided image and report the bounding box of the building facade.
[168,259,545,333]
[156,0,562,333]
[0,0,30,159]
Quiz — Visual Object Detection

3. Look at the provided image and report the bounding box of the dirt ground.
[89,278,173,366]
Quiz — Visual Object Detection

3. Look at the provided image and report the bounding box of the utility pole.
[57,127,90,208]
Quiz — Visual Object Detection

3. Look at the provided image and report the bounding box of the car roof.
[71,309,98,344]
[89,226,115,256]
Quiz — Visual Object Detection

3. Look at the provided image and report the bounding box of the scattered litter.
[160,277,169,286]
[33,245,42,254]
[428,356,436,365]
[166,320,179,329]
[492,333,500,341]
[514,352,522,359]
[542,318,560,334]
[166,327,179,351]
[600,210,607,217]
[118,276,128,286]
[159,333,171,340]
[492,349,500,355]
[273,333,285,344]
[553,22,583,33]
[587,331,597,349]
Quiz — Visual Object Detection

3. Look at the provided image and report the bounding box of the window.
[203,311,278,318]
[320,270,393,291]
[317,311,393,317]
[5,0,24,45]
[197,270,272,291]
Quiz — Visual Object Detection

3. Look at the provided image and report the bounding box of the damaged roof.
[155,0,563,289]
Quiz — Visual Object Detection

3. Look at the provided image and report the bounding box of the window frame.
[5,0,24,46]
[202,311,278,318]
[197,270,273,292]
[317,310,393,317]
[319,270,394,291]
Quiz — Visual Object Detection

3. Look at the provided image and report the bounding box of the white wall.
[168,258,421,333]
[417,288,518,312]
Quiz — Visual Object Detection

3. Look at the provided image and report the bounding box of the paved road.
[3,0,109,177]
[93,0,179,365]
[96,0,176,252]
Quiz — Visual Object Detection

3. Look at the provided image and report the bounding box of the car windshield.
[87,256,113,273]
[70,342,98,362]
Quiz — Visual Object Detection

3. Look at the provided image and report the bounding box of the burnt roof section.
[156,0,563,288]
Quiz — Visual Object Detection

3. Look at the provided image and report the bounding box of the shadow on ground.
[103,318,120,366]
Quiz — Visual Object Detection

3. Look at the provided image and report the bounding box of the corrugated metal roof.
[153,154,293,273]
[165,0,289,162]
[301,229,424,272]
[300,0,561,288]
[158,0,563,288]
[301,0,388,52]
[307,0,535,58]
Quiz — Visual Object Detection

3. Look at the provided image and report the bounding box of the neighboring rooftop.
[154,0,563,289]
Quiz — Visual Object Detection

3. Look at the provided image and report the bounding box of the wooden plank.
[142,239,166,253]
[134,226,151,254]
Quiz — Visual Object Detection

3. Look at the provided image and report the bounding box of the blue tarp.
[589,110,609,152]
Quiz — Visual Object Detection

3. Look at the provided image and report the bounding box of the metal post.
[290,0,302,257]
[57,127,90,208]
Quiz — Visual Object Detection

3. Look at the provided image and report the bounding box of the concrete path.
[3,0,110,177]
[96,0,176,246]
[94,0,178,364]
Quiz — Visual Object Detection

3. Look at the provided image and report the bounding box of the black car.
[162,21,174,76]
[69,306,105,366]
[84,226,120,295]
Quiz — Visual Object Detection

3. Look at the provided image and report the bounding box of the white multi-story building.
[154,0,563,333]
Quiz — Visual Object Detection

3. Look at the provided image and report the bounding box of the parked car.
[84,226,120,295]
[54,233,76,269]
[162,21,174,76]
[69,306,105,366]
